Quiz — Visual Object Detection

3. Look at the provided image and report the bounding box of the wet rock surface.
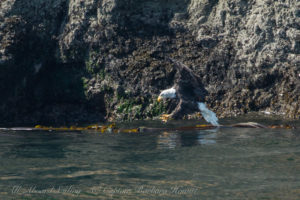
[0,0,299,124]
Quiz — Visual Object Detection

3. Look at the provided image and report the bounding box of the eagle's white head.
[157,87,176,102]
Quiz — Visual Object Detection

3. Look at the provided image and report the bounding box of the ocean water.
[0,117,299,200]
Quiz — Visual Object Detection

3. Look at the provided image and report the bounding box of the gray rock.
[0,0,299,124]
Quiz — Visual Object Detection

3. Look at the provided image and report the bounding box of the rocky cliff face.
[0,0,299,125]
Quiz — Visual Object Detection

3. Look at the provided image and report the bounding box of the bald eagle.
[157,58,220,126]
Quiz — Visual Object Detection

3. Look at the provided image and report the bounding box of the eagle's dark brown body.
[166,58,207,119]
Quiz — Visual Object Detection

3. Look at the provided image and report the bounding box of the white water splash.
[197,102,220,126]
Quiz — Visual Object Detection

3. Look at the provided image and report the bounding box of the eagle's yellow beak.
[157,96,162,102]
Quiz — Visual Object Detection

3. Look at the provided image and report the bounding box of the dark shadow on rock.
[0,0,106,125]
[111,0,191,38]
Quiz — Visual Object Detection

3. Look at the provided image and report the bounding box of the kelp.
[30,122,296,133]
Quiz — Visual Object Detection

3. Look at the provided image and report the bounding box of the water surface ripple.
[0,119,299,199]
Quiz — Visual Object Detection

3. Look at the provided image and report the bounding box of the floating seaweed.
[0,122,296,134]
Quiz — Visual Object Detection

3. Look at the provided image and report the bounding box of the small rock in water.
[197,102,220,126]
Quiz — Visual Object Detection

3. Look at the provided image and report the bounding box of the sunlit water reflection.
[0,117,299,199]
